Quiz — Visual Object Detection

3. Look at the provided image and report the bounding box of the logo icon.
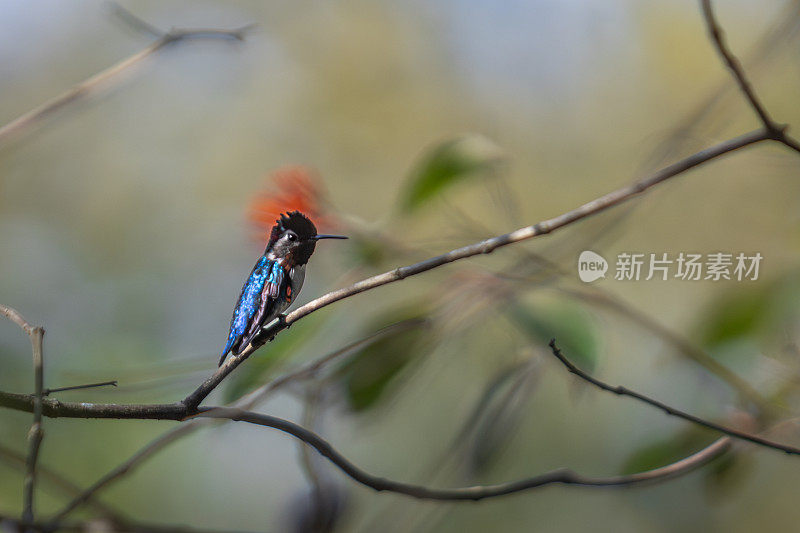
[578,251,608,283]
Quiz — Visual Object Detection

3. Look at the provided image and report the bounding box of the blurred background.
[1,0,800,531]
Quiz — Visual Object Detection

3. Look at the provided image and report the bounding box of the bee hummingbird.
[219,211,346,366]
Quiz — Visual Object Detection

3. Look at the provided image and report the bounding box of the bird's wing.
[219,256,272,365]
[239,261,286,350]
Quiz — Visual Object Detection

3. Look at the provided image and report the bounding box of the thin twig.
[700,0,778,130]
[547,339,800,455]
[554,285,770,412]
[0,304,35,335]
[44,380,118,396]
[195,407,731,500]
[0,14,253,146]
[493,254,771,411]
[700,0,800,154]
[1,305,45,526]
[22,327,44,527]
[108,3,165,38]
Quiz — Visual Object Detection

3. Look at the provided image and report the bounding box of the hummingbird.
[219,211,347,366]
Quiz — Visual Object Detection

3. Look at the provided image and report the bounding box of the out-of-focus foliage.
[400,135,505,213]
[334,305,431,411]
[460,360,540,473]
[697,285,775,352]
[509,300,600,372]
[697,270,800,358]
[620,427,717,475]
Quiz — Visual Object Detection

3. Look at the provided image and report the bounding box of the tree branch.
[0,11,254,146]
[194,406,731,501]
[547,339,800,455]
[1,305,45,526]
[700,0,800,154]
[22,326,44,526]
[554,285,770,412]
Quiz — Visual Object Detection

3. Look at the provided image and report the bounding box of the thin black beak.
[313,234,348,240]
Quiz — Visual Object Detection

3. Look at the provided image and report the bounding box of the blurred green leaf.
[465,362,539,473]
[697,287,773,350]
[336,305,430,412]
[620,428,715,475]
[400,135,505,213]
[224,314,326,403]
[703,449,753,499]
[509,301,599,372]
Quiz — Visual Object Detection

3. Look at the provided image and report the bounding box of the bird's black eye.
[287,232,297,242]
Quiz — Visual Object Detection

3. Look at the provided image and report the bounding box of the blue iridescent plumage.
[218,211,347,367]
[220,257,286,364]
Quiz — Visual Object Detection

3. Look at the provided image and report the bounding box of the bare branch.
[0,13,254,146]
[0,392,186,419]
[22,326,44,525]
[555,286,771,412]
[700,0,800,154]
[1,305,46,525]
[700,0,778,130]
[195,406,731,501]
[0,304,35,335]
[548,339,800,455]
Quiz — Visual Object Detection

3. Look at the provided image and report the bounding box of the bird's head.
[267,211,347,265]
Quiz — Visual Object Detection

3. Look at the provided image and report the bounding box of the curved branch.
[194,407,731,501]
[548,340,800,455]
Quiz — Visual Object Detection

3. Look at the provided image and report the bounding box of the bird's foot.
[277,313,290,329]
